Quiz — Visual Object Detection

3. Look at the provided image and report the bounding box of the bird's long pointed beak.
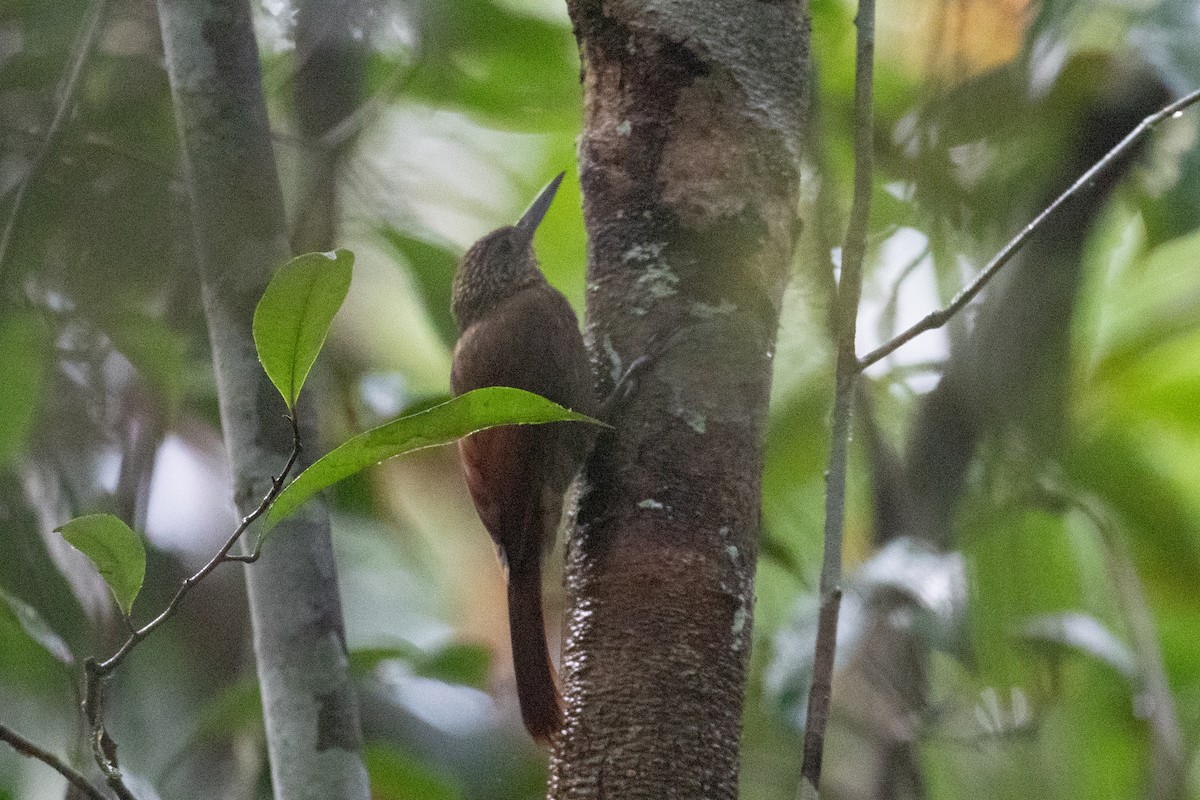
[515,172,566,238]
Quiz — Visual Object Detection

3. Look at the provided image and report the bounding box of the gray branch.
[155,0,368,797]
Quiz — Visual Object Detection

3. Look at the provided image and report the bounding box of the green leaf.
[0,311,48,465]
[380,227,458,348]
[253,250,354,409]
[350,643,493,689]
[0,589,73,665]
[365,743,463,800]
[263,386,605,533]
[56,514,146,616]
[414,642,492,688]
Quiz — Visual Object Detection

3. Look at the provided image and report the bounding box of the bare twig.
[0,723,108,800]
[798,0,875,797]
[0,0,112,283]
[858,87,1200,371]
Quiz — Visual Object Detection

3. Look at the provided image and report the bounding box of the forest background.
[3,0,1200,798]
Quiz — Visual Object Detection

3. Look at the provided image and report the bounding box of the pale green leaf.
[253,250,354,409]
[56,514,147,616]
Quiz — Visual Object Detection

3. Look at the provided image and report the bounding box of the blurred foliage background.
[2,0,1200,798]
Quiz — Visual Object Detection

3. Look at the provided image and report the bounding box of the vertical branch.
[798,0,875,796]
[155,0,368,797]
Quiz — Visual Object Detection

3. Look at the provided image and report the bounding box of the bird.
[449,173,596,743]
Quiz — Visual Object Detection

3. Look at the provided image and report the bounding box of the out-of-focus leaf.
[380,227,458,347]
[104,314,188,413]
[1068,431,1200,592]
[401,0,579,131]
[253,250,354,409]
[264,387,606,533]
[1020,612,1137,680]
[0,311,48,465]
[351,642,492,689]
[56,514,146,616]
[1091,227,1200,373]
[414,643,491,689]
[365,742,463,800]
[156,676,263,787]
[962,508,1085,684]
[350,645,420,676]
[189,676,263,742]
[0,589,73,665]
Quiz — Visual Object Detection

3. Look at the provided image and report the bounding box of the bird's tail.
[507,564,562,743]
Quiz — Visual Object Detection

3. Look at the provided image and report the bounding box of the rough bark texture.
[156,1,369,798]
[551,2,808,797]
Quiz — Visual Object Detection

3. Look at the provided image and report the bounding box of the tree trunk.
[551,2,809,797]
[155,1,369,798]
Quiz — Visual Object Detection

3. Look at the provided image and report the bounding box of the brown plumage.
[449,174,596,742]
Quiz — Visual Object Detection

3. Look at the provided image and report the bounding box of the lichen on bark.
[551,2,809,797]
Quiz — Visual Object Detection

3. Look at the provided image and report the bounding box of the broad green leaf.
[0,589,73,665]
[56,514,146,616]
[395,0,579,131]
[365,743,463,800]
[264,387,606,532]
[0,311,48,465]
[253,250,354,409]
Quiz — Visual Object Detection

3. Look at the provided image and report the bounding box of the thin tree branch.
[798,0,875,797]
[0,723,108,800]
[95,413,301,675]
[74,414,301,795]
[0,0,112,283]
[858,87,1200,371]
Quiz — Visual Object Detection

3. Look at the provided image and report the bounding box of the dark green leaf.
[349,645,420,676]
[0,311,48,465]
[380,227,458,347]
[56,514,146,616]
[0,590,73,665]
[253,250,354,409]
[399,0,579,131]
[264,387,606,533]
